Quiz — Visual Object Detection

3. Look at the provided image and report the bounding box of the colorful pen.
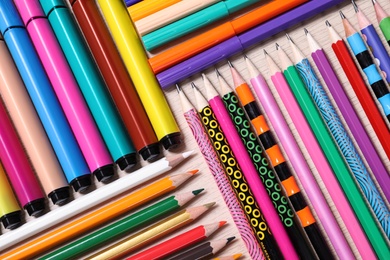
[128,0,181,22]
[69,0,160,162]
[0,0,72,204]
[341,11,390,124]
[15,0,114,183]
[142,0,259,51]
[0,96,46,216]
[156,0,344,88]
[0,161,22,229]
[353,0,390,83]
[39,0,137,171]
[96,0,182,150]
[372,0,390,46]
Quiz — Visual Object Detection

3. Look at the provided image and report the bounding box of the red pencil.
[327,20,390,159]
[127,221,226,259]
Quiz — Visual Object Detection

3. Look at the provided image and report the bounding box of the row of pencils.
[175,1,390,259]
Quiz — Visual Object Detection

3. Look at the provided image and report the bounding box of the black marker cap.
[70,174,92,192]
[49,187,70,206]
[24,198,45,217]
[160,132,182,150]
[139,142,161,162]
[1,211,22,229]
[94,164,115,182]
[116,153,137,171]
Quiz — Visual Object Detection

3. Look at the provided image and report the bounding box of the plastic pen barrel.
[40,0,137,171]
[0,161,22,229]
[0,0,72,204]
[70,0,160,162]
[0,99,46,216]
[96,0,182,151]
[15,0,114,183]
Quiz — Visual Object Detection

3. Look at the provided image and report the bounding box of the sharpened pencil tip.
[339,10,346,19]
[285,33,292,42]
[191,82,197,89]
[175,84,181,93]
[215,68,221,77]
[188,169,199,175]
[227,60,234,68]
[325,20,331,27]
[263,49,268,56]
[233,253,243,259]
[201,73,206,79]
[351,0,358,12]
[182,150,194,158]
[372,0,376,5]
[303,28,308,35]
[204,202,216,208]
[219,221,227,227]
[275,42,279,50]
[192,188,204,195]
[226,236,236,244]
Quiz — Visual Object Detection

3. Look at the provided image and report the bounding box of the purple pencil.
[305,28,390,204]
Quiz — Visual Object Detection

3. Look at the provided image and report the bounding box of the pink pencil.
[202,74,298,260]
[264,51,376,259]
[14,0,114,185]
[245,55,354,259]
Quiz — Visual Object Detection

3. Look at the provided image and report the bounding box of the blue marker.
[0,0,91,196]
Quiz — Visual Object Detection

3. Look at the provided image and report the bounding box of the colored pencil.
[372,0,390,46]
[278,43,390,259]
[155,0,345,88]
[128,221,225,259]
[148,0,303,69]
[194,82,290,259]
[40,0,137,171]
[306,28,390,204]
[40,189,204,260]
[216,68,317,259]
[128,0,181,22]
[0,0,75,204]
[0,161,22,229]
[126,0,142,7]
[177,85,265,259]
[327,20,390,160]
[265,49,376,260]
[15,0,114,185]
[166,237,235,260]
[288,33,390,238]
[69,0,160,162]
[87,203,215,260]
[0,97,45,216]
[0,151,193,252]
[96,0,182,151]
[212,253,243,260]
[135,0,219,35]
[341,11,390,124]
[353,0,390,83]
[244,55,352,259]
[0,32,69,206]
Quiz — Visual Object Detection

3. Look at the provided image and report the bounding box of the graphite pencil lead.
[325,20,332,27]
[263,49,268,56]
[215,68,222,77]
[227,60,234,68]
[191,82,197,89]
[303,27,308,35]
[286,33,292,42]
[351,0,358,13]
[372,0,376,4]
[175,84,181,93]
[275,42,280,50]
[227,236,236,244]
[339,10,346,19]
[243,53,249,60]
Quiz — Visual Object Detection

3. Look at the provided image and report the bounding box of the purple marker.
[157,0,344,89]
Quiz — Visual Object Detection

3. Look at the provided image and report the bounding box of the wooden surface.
[2,0,390,259]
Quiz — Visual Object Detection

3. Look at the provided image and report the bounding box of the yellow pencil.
[128,0,182,22]
[212,253,243,260]
[87,202,215,259]
[97,0,182,150]
[0,170,198,259]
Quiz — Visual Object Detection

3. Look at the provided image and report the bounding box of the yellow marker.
[0,162,21,230]
[96,0,181,150]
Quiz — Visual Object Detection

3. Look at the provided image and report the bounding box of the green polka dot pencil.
[192,83,283,259]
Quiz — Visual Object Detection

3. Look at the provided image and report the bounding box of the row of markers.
[0,0,183,231]
[176,2,390,260]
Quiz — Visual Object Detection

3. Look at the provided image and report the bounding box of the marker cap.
[0,0,24,34]
[160,132,182,150]
[48,187,70,206]
[139,143,161,162]
[70,174,92,193]
[24,198,45,217]
[39,0,67,15]
[115,153,137,171]
[93,164,115,183]
[1,211,22,229]
[13,0,45,25]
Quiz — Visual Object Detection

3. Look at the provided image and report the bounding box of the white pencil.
[0,151,193,250]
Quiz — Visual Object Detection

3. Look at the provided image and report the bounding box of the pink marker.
[14,0,114,186]
[0,99,45,217]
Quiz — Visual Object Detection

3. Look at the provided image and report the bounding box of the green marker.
[143,0,257,51]
[39,0,137,171]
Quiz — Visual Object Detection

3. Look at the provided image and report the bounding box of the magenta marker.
[0,99,45,217]
[14,0,114,184]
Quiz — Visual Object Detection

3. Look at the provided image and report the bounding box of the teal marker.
[142,0,257,51]
[39,0,137,171]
